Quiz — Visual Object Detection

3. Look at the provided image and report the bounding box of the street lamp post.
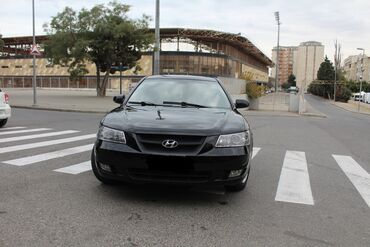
[32,0,37,106]
[357,48,365,112]
[274,11,281,93]
[153,0,160,75]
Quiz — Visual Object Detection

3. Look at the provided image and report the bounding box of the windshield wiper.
[127,101,162,106]
[163,101,209,108]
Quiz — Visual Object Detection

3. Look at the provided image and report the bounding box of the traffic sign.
[30,45,41,56]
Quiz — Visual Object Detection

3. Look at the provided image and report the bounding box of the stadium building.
[0,28,273,91]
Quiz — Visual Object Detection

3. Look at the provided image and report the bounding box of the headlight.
[216,131,250,147]
[97,126,126,144]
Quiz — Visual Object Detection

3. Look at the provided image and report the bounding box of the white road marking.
[275,151,314,205]
[0,128,51,136]
[0,127,26,131]
[252,147,261,159]
[0,130,80,143]
[54,161,92,175]
[333,155,370,208]
[0,134,96,154]
[3,144,93,166]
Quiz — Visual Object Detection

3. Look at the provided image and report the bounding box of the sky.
[0,0,369,62]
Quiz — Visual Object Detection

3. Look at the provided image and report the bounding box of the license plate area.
[147,156,194,171]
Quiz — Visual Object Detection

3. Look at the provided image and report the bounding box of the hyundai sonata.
[91,75,253,191]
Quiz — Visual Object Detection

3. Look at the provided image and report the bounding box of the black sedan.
[91,75,253,191]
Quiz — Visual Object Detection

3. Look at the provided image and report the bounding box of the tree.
[288,74,296,87]
[43,1,154,96]
[317,56,335,81]
[0,34,4,51]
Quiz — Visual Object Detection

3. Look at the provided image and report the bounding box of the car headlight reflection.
[216,131,250,147]
[98,126,126,144]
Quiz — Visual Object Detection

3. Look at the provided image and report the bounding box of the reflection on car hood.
[102,106,248,135]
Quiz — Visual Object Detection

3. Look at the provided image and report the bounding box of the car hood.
[102,106,248,136]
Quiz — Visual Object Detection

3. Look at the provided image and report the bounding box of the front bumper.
[93,140,252,185]
[0,104,11,120]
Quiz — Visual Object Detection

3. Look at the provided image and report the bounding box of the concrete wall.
[218,77,246,95]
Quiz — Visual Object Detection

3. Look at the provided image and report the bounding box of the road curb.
[12,105,108,114]
[300,112,327,118]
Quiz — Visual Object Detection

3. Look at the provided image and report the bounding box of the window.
[1,65,9,68]
[128,78,231,109]
[15,65,22,69]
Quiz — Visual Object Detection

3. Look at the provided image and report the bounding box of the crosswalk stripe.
[333,155,370,208]
[0,127,26,131]
[0,128,51,136]
[275,151,314,205]
[252,147,261,159]
[0,134,96,154]
[0,130,80,143]
[3,144,93,166]
[54,161,91,175]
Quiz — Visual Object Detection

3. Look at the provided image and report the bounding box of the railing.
[0,75,144,90]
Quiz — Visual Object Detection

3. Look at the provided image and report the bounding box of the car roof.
[146,75,218,82]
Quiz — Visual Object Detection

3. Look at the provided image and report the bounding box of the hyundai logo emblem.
[162,139,179,149]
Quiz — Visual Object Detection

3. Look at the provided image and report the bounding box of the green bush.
[335,86,352,102]
[344,80,370,93]
[245,82,262,99]
[308,80,351,102]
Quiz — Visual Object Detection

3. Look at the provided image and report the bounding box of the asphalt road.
[0,96,369,247]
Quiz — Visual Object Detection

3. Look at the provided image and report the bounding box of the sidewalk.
[5,88,326,117]
[6,88,118,113]
[332,100,370,115]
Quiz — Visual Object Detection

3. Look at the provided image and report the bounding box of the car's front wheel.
[225,166,250,192]
[0,119,8,128]
[91,149,119,185]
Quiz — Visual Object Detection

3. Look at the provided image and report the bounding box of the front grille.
[135,133,205,154]
[128,168,210,183]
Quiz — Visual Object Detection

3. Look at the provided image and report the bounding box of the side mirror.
[113,95,125,104]
[235,99,249,109]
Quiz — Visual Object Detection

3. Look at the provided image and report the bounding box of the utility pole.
[274,11,281,93]
[153,0,160,75]
[32,0,37,106]
[119,62,122,95]
[357,48,365,112]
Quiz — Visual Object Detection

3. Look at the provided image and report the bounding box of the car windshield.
[127,78,231,109]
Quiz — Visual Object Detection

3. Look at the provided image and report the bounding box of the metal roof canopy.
[2,28,272,66]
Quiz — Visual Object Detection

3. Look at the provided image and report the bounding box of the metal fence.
[0,75,144,90]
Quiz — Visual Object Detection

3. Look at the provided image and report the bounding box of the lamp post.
[357,48,365,112]
[153,0,160,75]
[32,0,37,106]
[274,11,281,93]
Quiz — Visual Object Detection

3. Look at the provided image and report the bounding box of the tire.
[225,166,250,192]
[0,119,8,128]
[91,149,119,185]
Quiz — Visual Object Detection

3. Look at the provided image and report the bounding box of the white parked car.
[0,89,11,127]
[364,93,370,104]
[352,93,365,102]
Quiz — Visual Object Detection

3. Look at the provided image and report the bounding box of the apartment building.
[272,41,324,91]
[343,54,370,82]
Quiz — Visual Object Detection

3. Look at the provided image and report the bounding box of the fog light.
[229,169,243,178]
[99,163,112,172]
